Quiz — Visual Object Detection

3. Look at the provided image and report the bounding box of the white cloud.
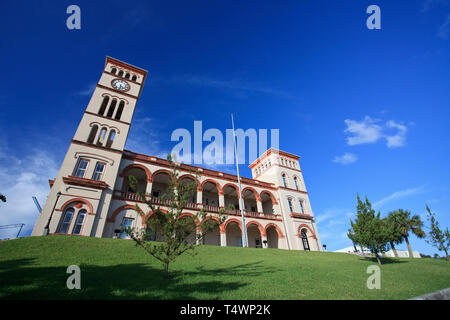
[385,120,408,147]
[75,82,96,96]
[332,153,358,165]
[344,116,383,145]
[0,148,59,238]
[373,185,426,208]
[343,116,409,148]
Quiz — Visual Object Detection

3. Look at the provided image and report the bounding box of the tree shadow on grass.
[0,258,276,300]
[358,257,408,264]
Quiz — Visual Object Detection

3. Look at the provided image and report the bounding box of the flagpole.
[231,114,248,248]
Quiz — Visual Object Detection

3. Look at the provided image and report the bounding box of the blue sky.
[0,0,449,256]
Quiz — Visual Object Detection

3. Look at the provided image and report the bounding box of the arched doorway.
[176,215,197,244]
[201,218,221,246]
[247,223,263,248]
[242,189,258,215]
[151,171,172,199]
[225,221,242,247]
[266,225,279,248]
[202,181,219,207]
[301,229,310,251]
[121,167,148,196]
[260,191,274,216]
[223,184,239,210]
[179,176,198,203]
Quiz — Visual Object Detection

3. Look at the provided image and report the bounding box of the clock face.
[111,79,130,91]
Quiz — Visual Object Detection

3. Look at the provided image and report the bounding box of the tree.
[391,209,425,258]
[425,205,449,261]
[348,195,390,266]
[126,154,227,279]
[385,211,405,258]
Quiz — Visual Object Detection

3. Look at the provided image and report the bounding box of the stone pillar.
[220,232,226,247]
[262,235,268,248]
[146,182,153,197]
[197,190,203,204]
[219,194,225,207]
[196,228,201,245]
[256,200,263,214]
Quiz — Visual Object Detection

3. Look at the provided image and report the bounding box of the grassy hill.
[0,235,449,300]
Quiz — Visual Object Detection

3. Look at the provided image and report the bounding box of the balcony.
[113,191,282,221]
[290,212,314,220]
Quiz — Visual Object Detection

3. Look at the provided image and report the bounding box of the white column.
[146,182,153,197]
[256,200,263,213]
[219,194,225,207]
[220,232,226,247]
[262,235,268,248]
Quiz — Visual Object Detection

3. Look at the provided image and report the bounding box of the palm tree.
[386,212,405,258]
[393,209,426,258]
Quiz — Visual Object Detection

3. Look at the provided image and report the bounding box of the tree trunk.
[404,235,414,258]
[375,252,382,266]
[163,261,169,279]
[360,245,365,257]
[390,241,398,258]
[444,249,449,261]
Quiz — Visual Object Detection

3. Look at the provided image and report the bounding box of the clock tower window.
[106,99,117,118]
[98,96,110,116]
[87,125,98,144]
[115,101,125,120]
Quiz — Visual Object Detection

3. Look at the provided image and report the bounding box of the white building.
[31,57,322,251]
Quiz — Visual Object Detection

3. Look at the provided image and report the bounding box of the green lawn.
[0,235,449,299]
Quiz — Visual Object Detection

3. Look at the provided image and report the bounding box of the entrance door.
[120,218,133,239]
[301,230,310,251]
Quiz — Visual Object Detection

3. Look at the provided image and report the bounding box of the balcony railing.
[113,190,281,220]
[290,212,314,220]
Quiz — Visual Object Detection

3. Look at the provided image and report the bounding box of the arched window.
[287,198,294,213]
[294,177,299,190]
[97,128,107,146]
[87,125,98,144]
[125,73,130,79]
[98,96,110,115]
[282,174,287,188]
[115,101,125,120]
[106,130,116,148]
[301,230,310,251]
[73,209,87,235]
[131,75,137,81]
[299,199,305,213]
[106,99,117,118]
[111,67,117,75]
[58,208,74,234]
[118,70,124,77]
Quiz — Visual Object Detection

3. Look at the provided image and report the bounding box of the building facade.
[31,57,322,251]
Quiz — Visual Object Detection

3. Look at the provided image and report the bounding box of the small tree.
[126,155,227,279]
[348,195,390,266]
[392,209,426,258]
[385,211,404,258]
[425,205,449,261]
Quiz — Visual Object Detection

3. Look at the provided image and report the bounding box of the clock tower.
[31,57,148,237]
